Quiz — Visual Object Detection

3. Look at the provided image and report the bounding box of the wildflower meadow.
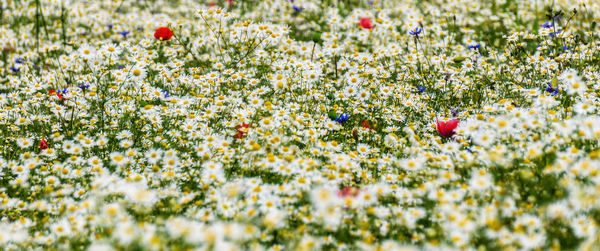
[2,0,600,250]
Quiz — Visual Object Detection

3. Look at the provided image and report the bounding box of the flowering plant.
[154,27,173,41]
[0,1,599,251]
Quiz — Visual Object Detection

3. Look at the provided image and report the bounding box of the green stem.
[172,28,201,63]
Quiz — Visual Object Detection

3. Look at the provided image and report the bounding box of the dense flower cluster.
[1,0,600,250]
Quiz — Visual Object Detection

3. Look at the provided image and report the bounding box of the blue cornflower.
[545,83,558,96]
[116,65,125,70]
[58,87,68,95]
[15,58,23,64]
[106,24,113,29]
[292,6,302,12]
[466,147,474,153]
[409,27,422,36]
[335,113,349,123]
[78,83,90,90]
[451,108,460,118]
[161,89,170,98]
[468,44,481,49]
[119,30,130,37]
[549,29,562,38]
[541,21,553,29]
[10,66,20,73]
[417,85,425,94]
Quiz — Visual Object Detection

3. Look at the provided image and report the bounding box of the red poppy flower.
[235,123,250,139]
[154,27,173,41]
[39,140,48,150]
[359,17,373,29]
[337,187,359,198]
[361,120,373,130]
[436,119,459,138]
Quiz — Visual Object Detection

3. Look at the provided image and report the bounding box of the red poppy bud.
[154,27,173,41]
